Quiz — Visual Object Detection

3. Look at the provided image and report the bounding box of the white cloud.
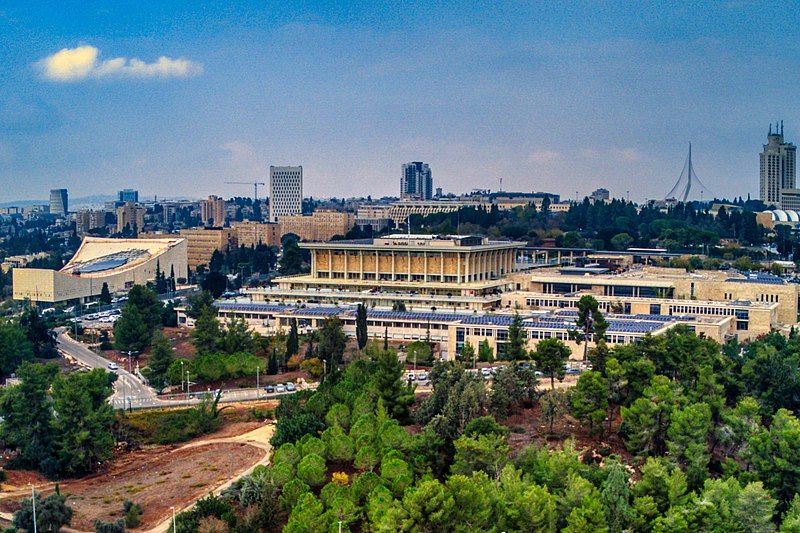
[38,45,203,81]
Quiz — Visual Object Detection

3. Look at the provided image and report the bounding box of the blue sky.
[1,1,798,202]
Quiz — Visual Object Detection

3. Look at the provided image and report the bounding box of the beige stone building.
[278,209,354,242]
[75,209,106,235]
[510,266,799,331]
[178,228,237,269]
[13,237,187,304]
[116,202,145,233]
[232,221,281,247]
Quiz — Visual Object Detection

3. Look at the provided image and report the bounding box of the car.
[264,385,275,393]
[416,371,429,381]
[566,368,581,375]
[107,362,119,371]
[285,382,297,392]
[275,384,287,393]
[480,367,491,376]
[406,372,416,381]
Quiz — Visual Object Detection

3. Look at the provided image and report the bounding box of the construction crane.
[225,181,266,201]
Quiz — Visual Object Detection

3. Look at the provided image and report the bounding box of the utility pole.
[256,366,260,400]
[31,486,37,533]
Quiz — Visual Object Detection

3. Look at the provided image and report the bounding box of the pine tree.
[147,331,174,392]
[506,312,527,361]
[356,303,368,350]
[99,282,112,305]
[287,319,299,358]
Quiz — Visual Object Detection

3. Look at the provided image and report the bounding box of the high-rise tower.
[269,166,303,222]
[400,162,433,200]
[760,121,796,207]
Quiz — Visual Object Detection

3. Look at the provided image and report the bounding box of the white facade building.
[760,122,796,207]
[269,165,303,222]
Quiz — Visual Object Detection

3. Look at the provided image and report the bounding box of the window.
[650,304,661,315]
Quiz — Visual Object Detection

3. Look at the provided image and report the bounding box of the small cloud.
[37,45,202,82]
[528,150,561,164]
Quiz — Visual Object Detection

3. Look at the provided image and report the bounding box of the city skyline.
[1,2,799,202]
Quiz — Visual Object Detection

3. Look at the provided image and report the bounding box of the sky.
[0,1,799,203]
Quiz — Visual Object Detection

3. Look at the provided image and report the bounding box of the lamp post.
[180,360,184,404]
[256,366,260,400]
[31,485,37,533]
[171,506,176,532]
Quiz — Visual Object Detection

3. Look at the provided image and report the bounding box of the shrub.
[94,519,125,533]
[123,500,143,528]
[298,435,327,458]
[271,414,325,447]
[280,478,311,511]
[332,472,350,486]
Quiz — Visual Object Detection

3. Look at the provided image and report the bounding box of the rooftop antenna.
[499,177,503,191]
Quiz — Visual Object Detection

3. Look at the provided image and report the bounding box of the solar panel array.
[214,302,294,312]
[607,320,665,333]
[289,306,350,316]
[726,272,786,285]
[364,310,470,322]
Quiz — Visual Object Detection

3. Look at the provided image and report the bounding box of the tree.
[459,341,476,367]
[192,304,222,356]
[478,340,494,363]
[318,317,347,373]
[570,371,609,436]
[0,362,58,472]
[452,433,510,480]
[532,338,570,390]
[51,369,116,477]
[113,305,151,353]
[747,408,800,509]
[406,340,433,366]
[279,238,305,275]
[19,306,57,359]
[287,318,300,358]
[621,375,680,456]
[13,490,73,532]
[0,320,34,378]
[296,453,327,487]
[571,295,608,361]
[356,303,368,350]
[371,348,415,422]
[202,270,228,298]
[146,330,174,392]
[610,232,634,250]
[99,282,112,304]
[219,317,257,355]
[540,389,569,436]
[601,459,633,533]
[666,402,712,490]
[505,312,528,361]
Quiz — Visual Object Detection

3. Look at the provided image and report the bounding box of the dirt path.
[0,424,274,532]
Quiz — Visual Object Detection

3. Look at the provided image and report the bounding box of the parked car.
[416,371,429,381]
[406,372,416,381]
[285,382,297,392]
[107,362,119,371]
[275,384,287,393]
[264,385,275,393]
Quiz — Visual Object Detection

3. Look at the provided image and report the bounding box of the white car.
[107,362,119,371]
[275,384,287,393]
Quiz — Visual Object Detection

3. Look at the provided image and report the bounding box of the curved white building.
[13,237,187,304]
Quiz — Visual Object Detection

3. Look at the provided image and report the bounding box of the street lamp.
[171,506,176,532]
[31,485,37,533]
[256,366,260,400]
[180,360,184,402]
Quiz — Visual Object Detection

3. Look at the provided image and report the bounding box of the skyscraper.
[269,166,303,223]
[118,189,139,203]
[49,189,68,216]
[760,121,796,207]
[401,162,433,200]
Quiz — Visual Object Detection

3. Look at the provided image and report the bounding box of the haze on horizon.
[0,1,798,203]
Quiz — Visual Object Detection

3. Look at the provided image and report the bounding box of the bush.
[298,435,327,458]
[271,414,325,447]
[123,500,143,528]
[280,478,311,511]
[118,403,221,445]
[94,519,125,533]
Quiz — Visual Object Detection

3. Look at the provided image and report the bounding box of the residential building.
[200,195,226,226]
[355,205,393,233]
[13,237,187,304]
[590,188,610,202]
[116,202,145,233]
[401,162,433,200]
[49,189,68,217]
[269,165,303,222]
[75,209,106,235]
[778,189,800,211]
[759,121,796,207]
[178,227,237,269]
[1,252,50,273]
[232,221,281,247]
[118,189,139,203]
[278,209,355,241]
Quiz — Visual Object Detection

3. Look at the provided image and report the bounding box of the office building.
[200,195,226,226]
[118,189,139,203]
[760,121,796,207]
[178,227,237,269]
[232,221,281,247]
[49,189,68,217]
[401,162,433,200]
[278,209,355,242]
[116,202,145,233]
[269,166,303,222]
[13,237,187,304]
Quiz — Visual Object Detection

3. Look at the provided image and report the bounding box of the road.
[55,328,311,410]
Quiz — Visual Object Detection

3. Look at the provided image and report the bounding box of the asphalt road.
[55,328,310,410]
